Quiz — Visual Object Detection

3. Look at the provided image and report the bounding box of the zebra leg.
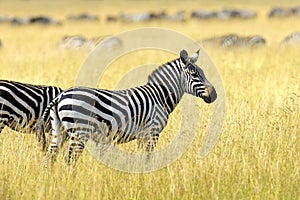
[145,132,159,152]
[0,118,8,133]
[36,120,47,151]
[144,130,160,160]
[137,137,147,152]
[0,124,5,133]
[45,110,62,165]
[68,130,88,166]
[136,128,160,155]
[59,131,69,149]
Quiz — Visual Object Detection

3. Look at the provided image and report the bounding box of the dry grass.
[0,0,299,199]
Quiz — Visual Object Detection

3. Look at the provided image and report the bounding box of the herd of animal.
[0,32,299,51]
[1,7,299,50]
[1,5,300,25]
[57,31,300,51]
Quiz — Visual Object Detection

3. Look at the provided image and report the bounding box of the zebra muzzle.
[203,86,217,103]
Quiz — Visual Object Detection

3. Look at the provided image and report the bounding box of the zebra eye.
[187,65,197,75]
[190,69,198,76]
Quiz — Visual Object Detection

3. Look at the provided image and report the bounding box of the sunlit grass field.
[0,0,299,199]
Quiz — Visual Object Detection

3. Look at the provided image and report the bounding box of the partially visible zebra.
[191,8,257,20]
[59,35,122,50]
[199,34,266,49]
[0,80,62,149]
[37,49,217,164]
[279,32,300,48]
[269,6,300,18]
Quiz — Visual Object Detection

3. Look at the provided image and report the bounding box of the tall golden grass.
[0,0,299,199]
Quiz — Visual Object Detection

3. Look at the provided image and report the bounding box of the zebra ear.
[180,49,189,65]
[190,49,200,63]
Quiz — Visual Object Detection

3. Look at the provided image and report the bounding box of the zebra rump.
[0,80,62,148]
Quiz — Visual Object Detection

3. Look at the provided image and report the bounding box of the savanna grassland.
[0,0,299,199]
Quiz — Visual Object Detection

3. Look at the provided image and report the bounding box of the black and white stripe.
[38,49,217,164]
[0,80,62,146]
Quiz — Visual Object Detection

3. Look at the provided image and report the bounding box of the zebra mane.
[147,58,181,84]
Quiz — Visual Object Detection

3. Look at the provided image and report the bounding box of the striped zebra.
[279,32,300,48]
[221,34,266,48]
[0,80,62,149]
[200,34,266,49]
[37,49,217,164]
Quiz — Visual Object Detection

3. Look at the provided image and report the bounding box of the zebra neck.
[147,59,184,114]
[146,83,184,114]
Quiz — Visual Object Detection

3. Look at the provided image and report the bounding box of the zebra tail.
[36,94,61,152]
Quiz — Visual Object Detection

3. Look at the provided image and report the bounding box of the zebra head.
[179,49,217,103]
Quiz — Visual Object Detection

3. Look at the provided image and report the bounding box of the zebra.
[279,32,300,48]
[199,34,266,49]
[37,49,217,165]
[221,34,241,48]
[0,80,62,149]
[59,35,122,50]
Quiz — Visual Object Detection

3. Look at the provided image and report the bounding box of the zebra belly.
[59,109,149,145]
